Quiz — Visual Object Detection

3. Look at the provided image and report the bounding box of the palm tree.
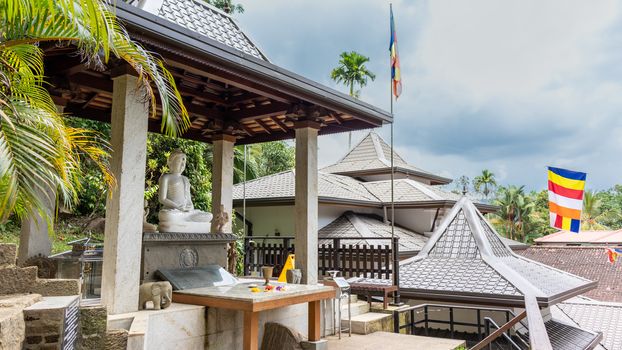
[473,169,497,199]
[491,185,534,241]
[0,0,188,223]
[581,190,609,230]
[331,51,376,98]
[331,51,375,148]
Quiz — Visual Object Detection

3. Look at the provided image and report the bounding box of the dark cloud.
[237,0,622,190]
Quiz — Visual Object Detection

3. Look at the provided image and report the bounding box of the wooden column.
[211,133,236,233]
[294,120,320,285]
[243,311,259,350]
[102,73,149,314]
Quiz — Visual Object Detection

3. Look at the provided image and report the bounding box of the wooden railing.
[242,236,400,286]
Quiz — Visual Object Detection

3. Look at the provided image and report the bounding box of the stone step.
[342,312,393,335]
[340,300,370,318]
[0,244,17,267]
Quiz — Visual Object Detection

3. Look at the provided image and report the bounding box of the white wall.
[393,208,437,233]
[236,204,384,237]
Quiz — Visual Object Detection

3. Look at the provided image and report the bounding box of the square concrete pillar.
[211,134,236,233]
[102,73,149,314]
[294,121,320,285]
[17,105,65,265]
[18,186,54,265]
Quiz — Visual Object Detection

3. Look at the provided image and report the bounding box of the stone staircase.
[339,295,395,335]
[0,244,79,296]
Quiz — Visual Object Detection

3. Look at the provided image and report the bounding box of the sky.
[236,0,622,191]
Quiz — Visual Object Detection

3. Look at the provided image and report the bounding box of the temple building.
[233,131,525,257]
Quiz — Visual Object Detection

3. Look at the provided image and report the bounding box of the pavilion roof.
[399,197,596,307]
[322,132,452,185]
[46,1,391,145]
[318,212,429,254]
[232,170,496,212]
[135,0,268,60]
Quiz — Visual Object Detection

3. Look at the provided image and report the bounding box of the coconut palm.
[330,51,376,98]
[0,0,188,223]
[473,169,497,199]
[491,185,534,241]
[581,190,609,230]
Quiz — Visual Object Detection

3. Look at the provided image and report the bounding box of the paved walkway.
[327,332,465,350]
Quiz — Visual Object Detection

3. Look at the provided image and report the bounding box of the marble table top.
[174,279,336,304]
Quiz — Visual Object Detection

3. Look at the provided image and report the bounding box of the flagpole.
[389,2,400,306]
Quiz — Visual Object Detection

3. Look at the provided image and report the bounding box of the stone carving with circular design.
[179,248,198,268]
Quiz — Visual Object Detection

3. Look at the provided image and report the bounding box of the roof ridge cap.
[405,179,443,200]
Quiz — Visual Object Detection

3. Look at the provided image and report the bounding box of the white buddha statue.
[158,150,212,233]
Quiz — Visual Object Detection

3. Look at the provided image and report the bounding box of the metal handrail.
[483,317,524,350]
[393,303,524,347]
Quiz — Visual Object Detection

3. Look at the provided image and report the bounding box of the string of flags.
[606,248,622,264]
[547,166,587,233]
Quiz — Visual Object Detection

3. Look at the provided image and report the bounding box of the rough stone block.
[260,322,303,350]
[31,278,80,296]
[79,306,107,336]
[0,294,42,350]
[105,329,128,350]
[0,266,37,295]
[77,305,107,350]
[0,244,17,266]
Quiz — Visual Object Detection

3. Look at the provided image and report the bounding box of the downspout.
[431,208,440,232]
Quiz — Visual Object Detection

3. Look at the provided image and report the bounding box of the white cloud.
[237,0,622,190]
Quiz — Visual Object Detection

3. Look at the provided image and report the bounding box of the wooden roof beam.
[229,102,290,122]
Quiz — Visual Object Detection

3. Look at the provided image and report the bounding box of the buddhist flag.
[548,166,586,233]
[389,4,402,99]
[607,248,622,264]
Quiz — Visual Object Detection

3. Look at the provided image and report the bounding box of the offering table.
[173,282,337,350]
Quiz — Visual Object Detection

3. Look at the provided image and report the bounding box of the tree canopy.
[0,0,187,224]
[330,51,376,98]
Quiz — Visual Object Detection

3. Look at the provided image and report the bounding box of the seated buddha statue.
[158,150,212,233]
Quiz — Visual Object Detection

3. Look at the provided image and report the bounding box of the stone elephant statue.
[138,281,172,310]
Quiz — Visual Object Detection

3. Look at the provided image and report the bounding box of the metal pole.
[389,3,399,305]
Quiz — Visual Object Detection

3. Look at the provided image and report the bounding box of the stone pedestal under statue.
[141,232,237,282]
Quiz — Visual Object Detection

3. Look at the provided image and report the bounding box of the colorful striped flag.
[548,166,587,233]
[389,4,402,99]
[606,248,622,264]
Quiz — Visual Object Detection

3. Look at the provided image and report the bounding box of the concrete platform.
[327,331,466,350]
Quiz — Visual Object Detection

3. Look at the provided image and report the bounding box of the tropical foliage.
[0,0,187,224]
[330,51,376,98]
[205,0,244,14]
[473,169,497,198]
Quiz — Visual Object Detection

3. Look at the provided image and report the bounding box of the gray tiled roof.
[399,197,595,306]
[553,297,622,350]
[135,0,267,60]
[322,132,451,184]
[233,171,462,205]
[232,171,379,203]
[318,212,428,253]
[362,179,462,202]
[543,320,602,350]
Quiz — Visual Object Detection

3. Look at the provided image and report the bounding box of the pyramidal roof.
[318,211,428,253]
[321,132,451,185]
[399,197,596,307]
[133,0,268,60]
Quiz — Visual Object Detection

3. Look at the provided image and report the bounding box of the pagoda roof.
[322,132,452,185]
[399,197,596,307]
[134,0,268,60]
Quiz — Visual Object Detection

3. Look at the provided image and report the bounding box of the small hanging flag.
[606,248,622,264]
[547,166,586,233]
[389,4,402,99]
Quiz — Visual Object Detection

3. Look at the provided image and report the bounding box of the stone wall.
[23,296,80,350]
[0,244,79,297]
[0,294,42,350]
